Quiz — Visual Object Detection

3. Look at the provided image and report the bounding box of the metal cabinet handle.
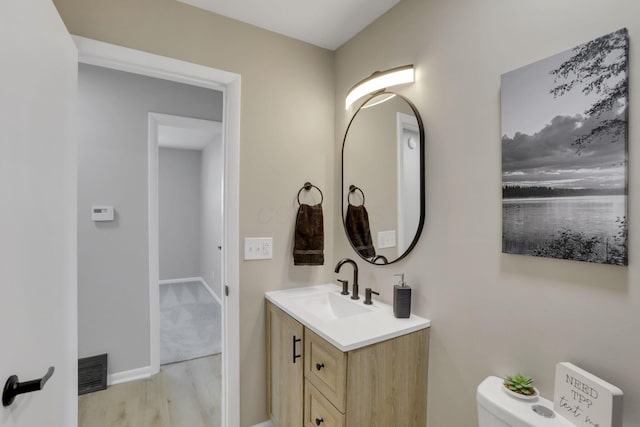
[292,336,302,363]
[3,366,55,407]
[315,363,325,371]
[315,417,324,425]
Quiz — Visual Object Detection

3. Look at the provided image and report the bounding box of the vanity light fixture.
[345,65,414,110]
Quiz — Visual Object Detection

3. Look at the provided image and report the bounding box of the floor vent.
[78,354,108,395]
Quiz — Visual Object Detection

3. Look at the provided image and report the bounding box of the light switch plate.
[378,230,396,249]
[244,237,273,260]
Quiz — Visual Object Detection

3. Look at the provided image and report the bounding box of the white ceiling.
[176,0,401,50]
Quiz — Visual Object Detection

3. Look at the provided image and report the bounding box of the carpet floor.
[160,281,221,365]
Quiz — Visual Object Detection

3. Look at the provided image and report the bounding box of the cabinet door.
[267,302,305,427]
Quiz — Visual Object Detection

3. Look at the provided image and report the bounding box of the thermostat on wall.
[91,206,114,221]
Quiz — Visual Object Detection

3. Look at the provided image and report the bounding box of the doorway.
[153,114,223,368]
[74,36,240,426]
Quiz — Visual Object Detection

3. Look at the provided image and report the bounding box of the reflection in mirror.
[342,92,425,265]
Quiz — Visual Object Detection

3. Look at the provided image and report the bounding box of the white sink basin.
[266,284,430,351]
[288,291,371,320]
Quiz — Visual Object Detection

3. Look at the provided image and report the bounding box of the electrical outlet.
[244,237,273,260]
[378,230,396,249]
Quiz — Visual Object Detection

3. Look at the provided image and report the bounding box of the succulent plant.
[504,373,536,396]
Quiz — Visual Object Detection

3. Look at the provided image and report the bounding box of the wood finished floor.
[79,355,221,427]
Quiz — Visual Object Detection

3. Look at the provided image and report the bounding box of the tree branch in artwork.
[549,28,628,153]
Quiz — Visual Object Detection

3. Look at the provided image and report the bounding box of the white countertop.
[265,284,431,352]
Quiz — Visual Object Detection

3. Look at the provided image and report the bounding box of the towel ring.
[348,185,365,205]
[297,182,323,205]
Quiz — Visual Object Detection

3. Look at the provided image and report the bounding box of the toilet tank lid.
[477,376,574,427]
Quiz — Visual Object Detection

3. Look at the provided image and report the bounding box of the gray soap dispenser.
[393,273,411,318]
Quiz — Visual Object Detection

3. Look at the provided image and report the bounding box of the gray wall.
[335,0,640,425]
[77,63,223,374]
[200,139,224,298]
[159,147,202,280]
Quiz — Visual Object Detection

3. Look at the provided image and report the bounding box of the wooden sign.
[554,362,623,427]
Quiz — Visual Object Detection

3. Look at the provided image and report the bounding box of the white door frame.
[396,112,419,256]
[74,36,241,427]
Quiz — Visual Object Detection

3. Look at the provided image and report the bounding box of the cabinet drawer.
[304,330,346,412]
[304,380,345,427]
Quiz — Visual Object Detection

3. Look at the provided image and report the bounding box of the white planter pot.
[502,384,539,400]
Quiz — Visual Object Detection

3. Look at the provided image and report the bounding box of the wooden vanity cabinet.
[267,300,429,427]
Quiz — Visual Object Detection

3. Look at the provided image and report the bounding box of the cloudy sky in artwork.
[501,37,627,191]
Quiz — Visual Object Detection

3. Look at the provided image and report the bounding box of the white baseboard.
[160,276,222,305]
[159,276,202,285]
[198,277,223,305]
[251,421,274,427]
[107,365,152,386]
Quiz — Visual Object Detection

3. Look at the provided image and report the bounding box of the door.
[0,1,77,426]
[267,302,304,427]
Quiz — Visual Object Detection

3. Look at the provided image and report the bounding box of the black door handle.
[315,417,324,425]
[3,366,55,407]
[292,336,302,363]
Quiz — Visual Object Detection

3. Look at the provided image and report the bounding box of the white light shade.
[345,65,414,110]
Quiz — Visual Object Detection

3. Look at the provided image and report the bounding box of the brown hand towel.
[293,203,324,265]
[345,204,376,258]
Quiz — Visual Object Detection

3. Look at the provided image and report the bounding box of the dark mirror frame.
[341,91,426,265]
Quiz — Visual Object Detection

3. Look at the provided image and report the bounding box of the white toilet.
[477,376,574,426]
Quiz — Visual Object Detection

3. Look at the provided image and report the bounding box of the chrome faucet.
[335,258,359,300]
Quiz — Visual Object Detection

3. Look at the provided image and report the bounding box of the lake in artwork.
[503,195,626,263]
[501,28,628,265]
